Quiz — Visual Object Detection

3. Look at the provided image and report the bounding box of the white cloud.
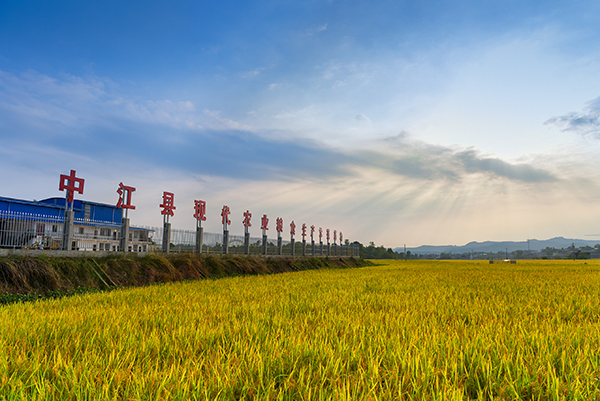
[241,68,265,79]
[303,24,328,36]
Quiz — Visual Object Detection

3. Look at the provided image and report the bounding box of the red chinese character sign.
[319,227,323,242]
[59,170,85,203]
[261,214,269,231]
[194,200,207,222]
[276,218,283,234]
[311,225,315,241]
[302,223,307,238]
[243,210,252,232]
[116,182,136,219]
[326,229,330,242]
[290,221,296,236]
[333,230,337,243]
[340,232,343,244]
[160,191,176,221]
[261,214,269,255]
[194,200,206,254]
[242,210,252,254]
[221,205,231,228]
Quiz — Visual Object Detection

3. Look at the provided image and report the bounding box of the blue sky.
[2,1,600,247]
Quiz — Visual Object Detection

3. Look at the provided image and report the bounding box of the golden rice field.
[2,259,600,400]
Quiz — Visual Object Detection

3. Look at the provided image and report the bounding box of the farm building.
[0,196,153,252]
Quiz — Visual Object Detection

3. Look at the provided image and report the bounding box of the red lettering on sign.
[221,205,231,225]
[261,214,269,230]
[59,170,85,203]
[194,200,207,221]
[160,192,176,216]
[116,182,136,210]
[243,210,252,228]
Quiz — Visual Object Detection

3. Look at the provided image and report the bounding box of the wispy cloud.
[544,96,600,139]
[356,137,558,183]
[241,67,265,79]
[0,69,562,186]
[303,24,328,36]
[1,68,596,247]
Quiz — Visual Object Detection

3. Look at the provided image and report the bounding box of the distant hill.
[395,237,600,255]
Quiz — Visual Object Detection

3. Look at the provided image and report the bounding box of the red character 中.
[59,170,85,203]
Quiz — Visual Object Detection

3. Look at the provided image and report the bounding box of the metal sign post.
[243,210,252,255]
[290,221,296,256]
[276,217,283,255]
[221,205,231,254]
[261,214,269,255]
[58,170,84,251]
[194,200,207,254]
[159,191,176,253]
[116,182,136,252]
[302,223,307,256]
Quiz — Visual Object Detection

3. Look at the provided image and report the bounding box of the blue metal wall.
[0,196,122,224]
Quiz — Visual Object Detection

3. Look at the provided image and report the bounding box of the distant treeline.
[353,242,410,259]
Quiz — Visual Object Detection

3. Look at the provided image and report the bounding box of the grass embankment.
[0,254,369,301]
[1,259,600,399]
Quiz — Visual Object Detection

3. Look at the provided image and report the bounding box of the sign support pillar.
[222,230,229,254]
[262,231,268,255]
[277,234,282,255]
[245,229,250,255]
[195,224,203,254]
[63,205,74,251]
[120,217,130,252]
[162,220,171,253]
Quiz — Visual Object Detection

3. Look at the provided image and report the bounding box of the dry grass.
[0,254,367,294]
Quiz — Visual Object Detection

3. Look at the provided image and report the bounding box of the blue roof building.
[0,196,153,251]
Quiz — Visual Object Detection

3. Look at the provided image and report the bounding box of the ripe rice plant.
[1,259,600,399]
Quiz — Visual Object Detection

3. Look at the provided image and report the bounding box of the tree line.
[353,241,413,259]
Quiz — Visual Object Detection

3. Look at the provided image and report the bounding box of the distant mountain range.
[395,237,600,255]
